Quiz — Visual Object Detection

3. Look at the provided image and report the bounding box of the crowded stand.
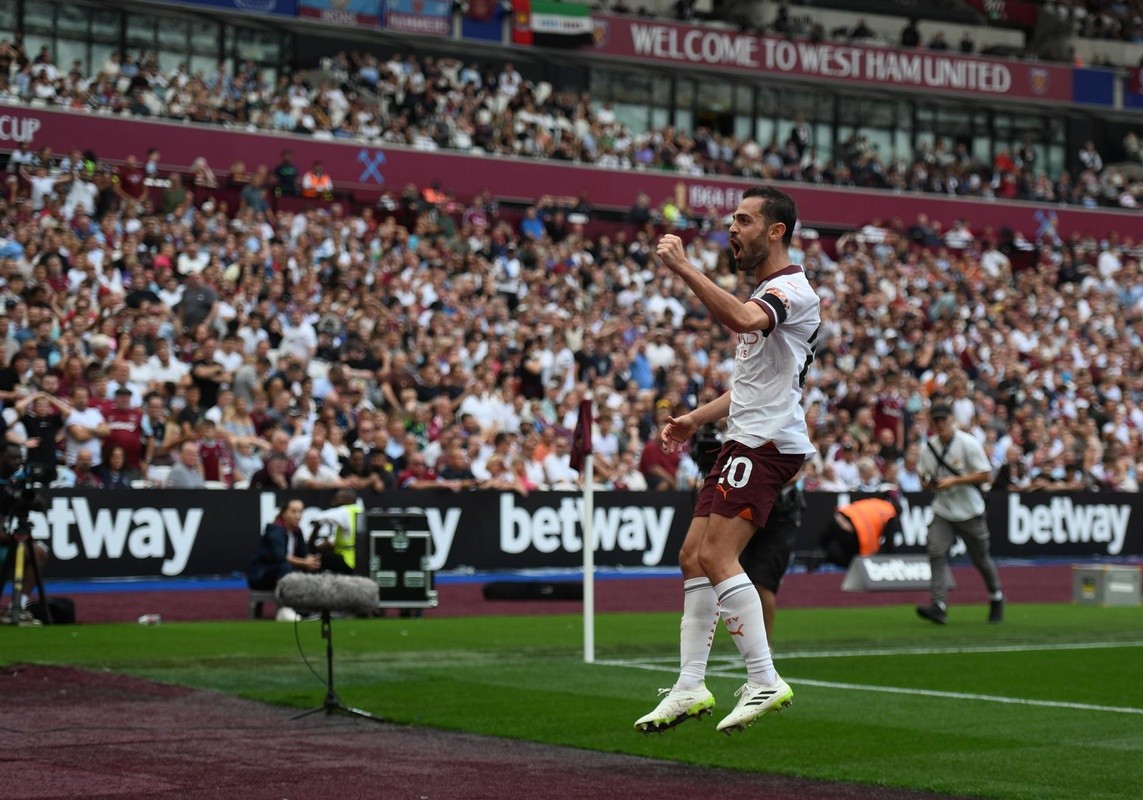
[2,36,1141,210]
[1,113,1141,497]
[1041,0,1143,43]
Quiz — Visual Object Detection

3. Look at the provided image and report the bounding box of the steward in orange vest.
[809,494,901,570]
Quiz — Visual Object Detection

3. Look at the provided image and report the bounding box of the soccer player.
[635,186,820,735]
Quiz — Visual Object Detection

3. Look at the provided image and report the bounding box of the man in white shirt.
[61,174,98,220]
[917,403,1004,625]
[636,186,815,736]
[541,436,580,490]
[214,335,244,374]
[291,447,348,489]
[279,308,317,365]
[65,385,108,468]
[141,339,188,391]
[176,242,210,276]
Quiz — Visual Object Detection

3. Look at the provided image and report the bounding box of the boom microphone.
[276,573,379,616]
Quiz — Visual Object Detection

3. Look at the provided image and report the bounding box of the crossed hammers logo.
[356,149,386,184]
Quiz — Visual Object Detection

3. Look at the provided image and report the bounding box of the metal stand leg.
[2,538,50,626]
[291,611,386,723]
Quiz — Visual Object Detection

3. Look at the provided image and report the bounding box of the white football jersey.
[725,265,820,455]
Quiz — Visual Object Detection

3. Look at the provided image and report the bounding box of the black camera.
[0,453,49,525]
[691,424,723,476]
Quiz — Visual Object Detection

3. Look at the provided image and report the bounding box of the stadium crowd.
[2,38,1141,210]
[1042,0,1143,43]
[0,118,1141,496]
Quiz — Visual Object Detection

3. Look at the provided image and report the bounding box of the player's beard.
[729,238,768,272]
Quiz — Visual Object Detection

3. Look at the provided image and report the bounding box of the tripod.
[1,524,51,626]
[291,610,385,723]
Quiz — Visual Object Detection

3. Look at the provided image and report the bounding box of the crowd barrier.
[18,489,1141,580]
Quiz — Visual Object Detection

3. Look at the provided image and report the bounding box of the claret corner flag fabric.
[570,398,593,472]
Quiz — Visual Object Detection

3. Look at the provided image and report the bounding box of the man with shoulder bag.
[917,403,1004,625]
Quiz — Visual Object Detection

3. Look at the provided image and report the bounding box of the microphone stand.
[292,610,386,723]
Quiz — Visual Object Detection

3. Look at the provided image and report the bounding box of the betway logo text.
[501,495,675,565]
[1009,495,1130,555]
[865,558,933,582]
[30,497,202,575]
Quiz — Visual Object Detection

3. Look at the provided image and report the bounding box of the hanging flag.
[569,398,592,473]
[511,0,531,44]
[513,0,593,47]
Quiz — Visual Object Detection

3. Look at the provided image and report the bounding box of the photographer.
[245,498,319,622]
[308,488,365,574]
[0,442,49,624]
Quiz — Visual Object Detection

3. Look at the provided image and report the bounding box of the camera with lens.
[691,424,723,476]
[0,449,49,535]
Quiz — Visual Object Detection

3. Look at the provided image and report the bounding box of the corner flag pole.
[583,449,595,664]
[572,399,595,664]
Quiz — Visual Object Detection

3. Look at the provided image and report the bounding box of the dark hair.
[743,186,797,247]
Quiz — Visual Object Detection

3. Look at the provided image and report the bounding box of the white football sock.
[715,574,777,685]
[675,577,718,691]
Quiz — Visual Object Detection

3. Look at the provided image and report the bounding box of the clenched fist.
[656,234,689,272]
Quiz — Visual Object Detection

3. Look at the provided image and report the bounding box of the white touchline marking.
[774,640,1143,659]
[715,674,1143,716]
[599,641,1143,716]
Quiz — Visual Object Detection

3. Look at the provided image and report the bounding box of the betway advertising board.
[589,14,1072,103]
[23,490,1142,580]
[0,105,1138,239]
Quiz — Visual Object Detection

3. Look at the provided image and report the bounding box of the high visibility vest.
[332,504,360,570]
[839,498,897,556]
[301,172,332,198]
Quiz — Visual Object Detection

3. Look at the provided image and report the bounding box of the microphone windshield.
[276,573,379,616]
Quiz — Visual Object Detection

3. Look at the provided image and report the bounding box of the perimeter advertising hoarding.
[588,14,1073,104]
[23,490,1142,579]
[0,106,1136,239]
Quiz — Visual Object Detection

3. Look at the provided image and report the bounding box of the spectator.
[70,449,104,488]
[96,444,140,488]
[1078,140,1103,172]
[291,446,347,489]
[166,441,205,488]
[103,386,143,471]
[274,149,299,196]
[900,19,921,48]
[12,391,70,481]
[189,156,217,189]
[248,452,293,490]
[64,386,108,469]
[196,418,233,485]
[639,423,679,491]
[396,451,446,489]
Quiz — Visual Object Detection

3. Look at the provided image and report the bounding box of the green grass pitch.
[5,602,1142,800]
